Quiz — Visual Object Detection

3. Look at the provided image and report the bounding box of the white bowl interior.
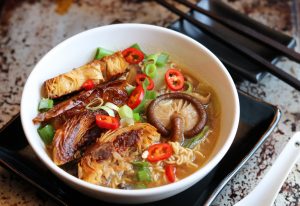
[21,24,239,203]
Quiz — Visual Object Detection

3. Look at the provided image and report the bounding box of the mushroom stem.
[170,113,185,144]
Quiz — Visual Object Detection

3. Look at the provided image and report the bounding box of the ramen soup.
[33,44,220,189]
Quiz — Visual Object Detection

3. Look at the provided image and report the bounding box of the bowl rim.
[20,23,240,197]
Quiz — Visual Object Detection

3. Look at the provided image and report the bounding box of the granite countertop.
[0,0,299,205]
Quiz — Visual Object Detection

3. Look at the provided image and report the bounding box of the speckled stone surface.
[0,0,299,205]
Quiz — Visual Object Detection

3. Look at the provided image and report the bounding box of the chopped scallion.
[146,90,157,100]
[145,63,157,79]
[133,84,156,113]
[38,98,53,111]
[156,52,169,67]
[145,53,158,64]
[130,43,142,51]
[184,126,210,149]
[133,113,141,122]
[94,47,114,60]
[120,117,134,127]
[125,85,136,95]
[132,161,149,168]
[137,168,151,182]
[99,106,115,117]
[133,102,145,114]
[104,102,119,112]
[85,98,104,111]
[184,81,193,93]
[38,124,55,145]
[118,105,133,119]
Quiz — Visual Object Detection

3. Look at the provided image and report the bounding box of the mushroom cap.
[153,99,199,130]
[147,92,207,138]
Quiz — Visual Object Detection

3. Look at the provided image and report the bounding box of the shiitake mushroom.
[146,93,207,143]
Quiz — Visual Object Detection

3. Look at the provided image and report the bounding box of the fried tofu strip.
[78,123,160,187]
[44,52,128,99]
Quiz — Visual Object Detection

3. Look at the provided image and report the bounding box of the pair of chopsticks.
[156,0,300,91]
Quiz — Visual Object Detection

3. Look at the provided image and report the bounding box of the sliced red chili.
[96,114,119,130]
[127,85,144,109]
[135,74,154,90]
[165,69,184,91]
[82,79,95,90]
[147,143,173,162]
[122,47,144,64]
[165,164,176,183]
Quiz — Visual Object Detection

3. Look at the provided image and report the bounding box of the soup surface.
[33,44,220,189]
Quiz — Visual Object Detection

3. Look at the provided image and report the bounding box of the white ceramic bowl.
[21,23,239,204]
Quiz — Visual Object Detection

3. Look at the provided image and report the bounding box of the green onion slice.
[120,117,135,127]
[137,168,152,182]
[118,105,133,119]
[86,98,104,111]
[145,53,158,65]
[184,81,193,93]
[130,43,142,51]
[132,161,149,168]
[38,98,53,111]
[145,63,157,79]
[184,126,210,149]
[156,52,169,67]
[99,106,115,117]
[125,85,136,95]
[146,90,157,100]
[133,84,156,114]
[104,102,119,112]
[133,113,141,122]
[94,47,114,60]
[38,124,55,145]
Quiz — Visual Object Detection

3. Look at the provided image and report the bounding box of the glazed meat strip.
[34,80,129,165]
[33,80,128,124]
[52,111,103,165]
[44,51,128,99]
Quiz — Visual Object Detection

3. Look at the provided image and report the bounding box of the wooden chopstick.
[174,0,300,63]
[156,0,300,91]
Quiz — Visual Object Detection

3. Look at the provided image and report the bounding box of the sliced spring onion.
[145,53,158,64]
[125,85,136,95]
[37,124,55,145]
[156,52,169,67]
[145,63,157,79]
[86,98,104,111]
[184,81,193,93]
[118,105,133,119]
[132,88,156,113]
[38,98,53,111]
[137,168,151,182]
[133,102,145,114]
[132,161,149,168]
[94,47,114,60]
[130,43,142,51]
[184,126,210,149]
[104,102,119,112]
[99,106,115,117]
[120,117,134,127]
[133,113,141,122]
[132,81,156,114]
[147,90,157,100]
